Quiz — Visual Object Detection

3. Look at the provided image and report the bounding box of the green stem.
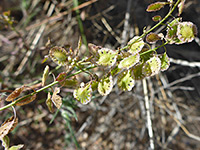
[120,0,181,50]
[140,41,169,56]
[73,0,88,54]
[0,65,96,111]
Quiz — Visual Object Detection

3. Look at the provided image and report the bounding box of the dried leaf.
[42,65,49,86]
[52,87,62,109]
[6,86,25,101]
[0,116,18,139]
[146,32,161,44]
[146,2,167,12]
[56,72,78,88]
[46,92,54,113]
[16,94,36,106]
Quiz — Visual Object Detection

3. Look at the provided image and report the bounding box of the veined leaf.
[0,116,18,139]
[97,48,117,67]
[142,56,161,76]
[73,82,92,104]
[6,86,25,101]
[117,70,135,91]
[159,52,170,71]
[98,76,113,96]
[131,63,146,80]
[52,87,62,109]
[49,46,68,66]
[128,36,144,55]
[118,53,140,69]
[16,94,36,106]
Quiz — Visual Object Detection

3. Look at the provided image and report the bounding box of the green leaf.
[97,48,117,67]
[56,72,78,88]
[9,144,24,150]
[131,63,146,80]
[73,82,92,104]
[117,70,135,91]
[178,0,185,16]
[42,65,49,86]
[159,52,170,71]
[128,36,145,55]
[152,15,162,22]
[118,53,140,69]
[49,46,68,66]
[1,135,10,149]
[146,2,167,12]
[142,56,161,76]
[98,76,113,96]
[46,92,54,113]
[140,48,155,62]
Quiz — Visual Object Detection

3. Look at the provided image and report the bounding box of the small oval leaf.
[152,15,162,22]
[146,32,161,44]
[97,48,117,67]
[118,53,140,69]
[128,36,145,55]
[6,86,25,102]
[146,2,167,12]
[16,94,36,106]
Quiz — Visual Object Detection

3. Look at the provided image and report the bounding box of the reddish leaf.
[16,94,36,106]
[6,86,25,101]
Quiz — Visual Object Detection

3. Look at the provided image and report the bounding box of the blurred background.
[0,0,200,149]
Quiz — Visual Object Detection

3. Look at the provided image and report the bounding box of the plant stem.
[0,65,96,111]
[120,0,181,50]
[140,41,169,56]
